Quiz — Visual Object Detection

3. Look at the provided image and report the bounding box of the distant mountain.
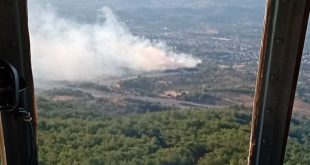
[30,0,265,10]
[29,0,265,25]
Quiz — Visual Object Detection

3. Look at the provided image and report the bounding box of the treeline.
[36,98,310,165]
[36,93,169,118]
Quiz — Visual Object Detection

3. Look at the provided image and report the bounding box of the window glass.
[27,0,274,164]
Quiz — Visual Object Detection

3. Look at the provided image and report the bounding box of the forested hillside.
[37,97,310,165]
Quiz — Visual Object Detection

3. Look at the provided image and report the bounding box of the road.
[79,88,221,109]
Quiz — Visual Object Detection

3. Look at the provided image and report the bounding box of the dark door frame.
[249,0,310,164]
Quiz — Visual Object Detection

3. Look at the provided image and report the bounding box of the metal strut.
[0,0,38,164]
[248,0,310,164]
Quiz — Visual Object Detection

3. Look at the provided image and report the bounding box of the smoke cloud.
[29,3,201,80]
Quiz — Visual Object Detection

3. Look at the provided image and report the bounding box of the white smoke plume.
[28,3,201,80]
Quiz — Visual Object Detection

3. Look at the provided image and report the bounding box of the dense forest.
[36,94,310,165]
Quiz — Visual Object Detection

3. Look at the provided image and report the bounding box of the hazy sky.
[30,0,265,10]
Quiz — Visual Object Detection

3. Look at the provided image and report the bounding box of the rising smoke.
[28,2,201,80]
